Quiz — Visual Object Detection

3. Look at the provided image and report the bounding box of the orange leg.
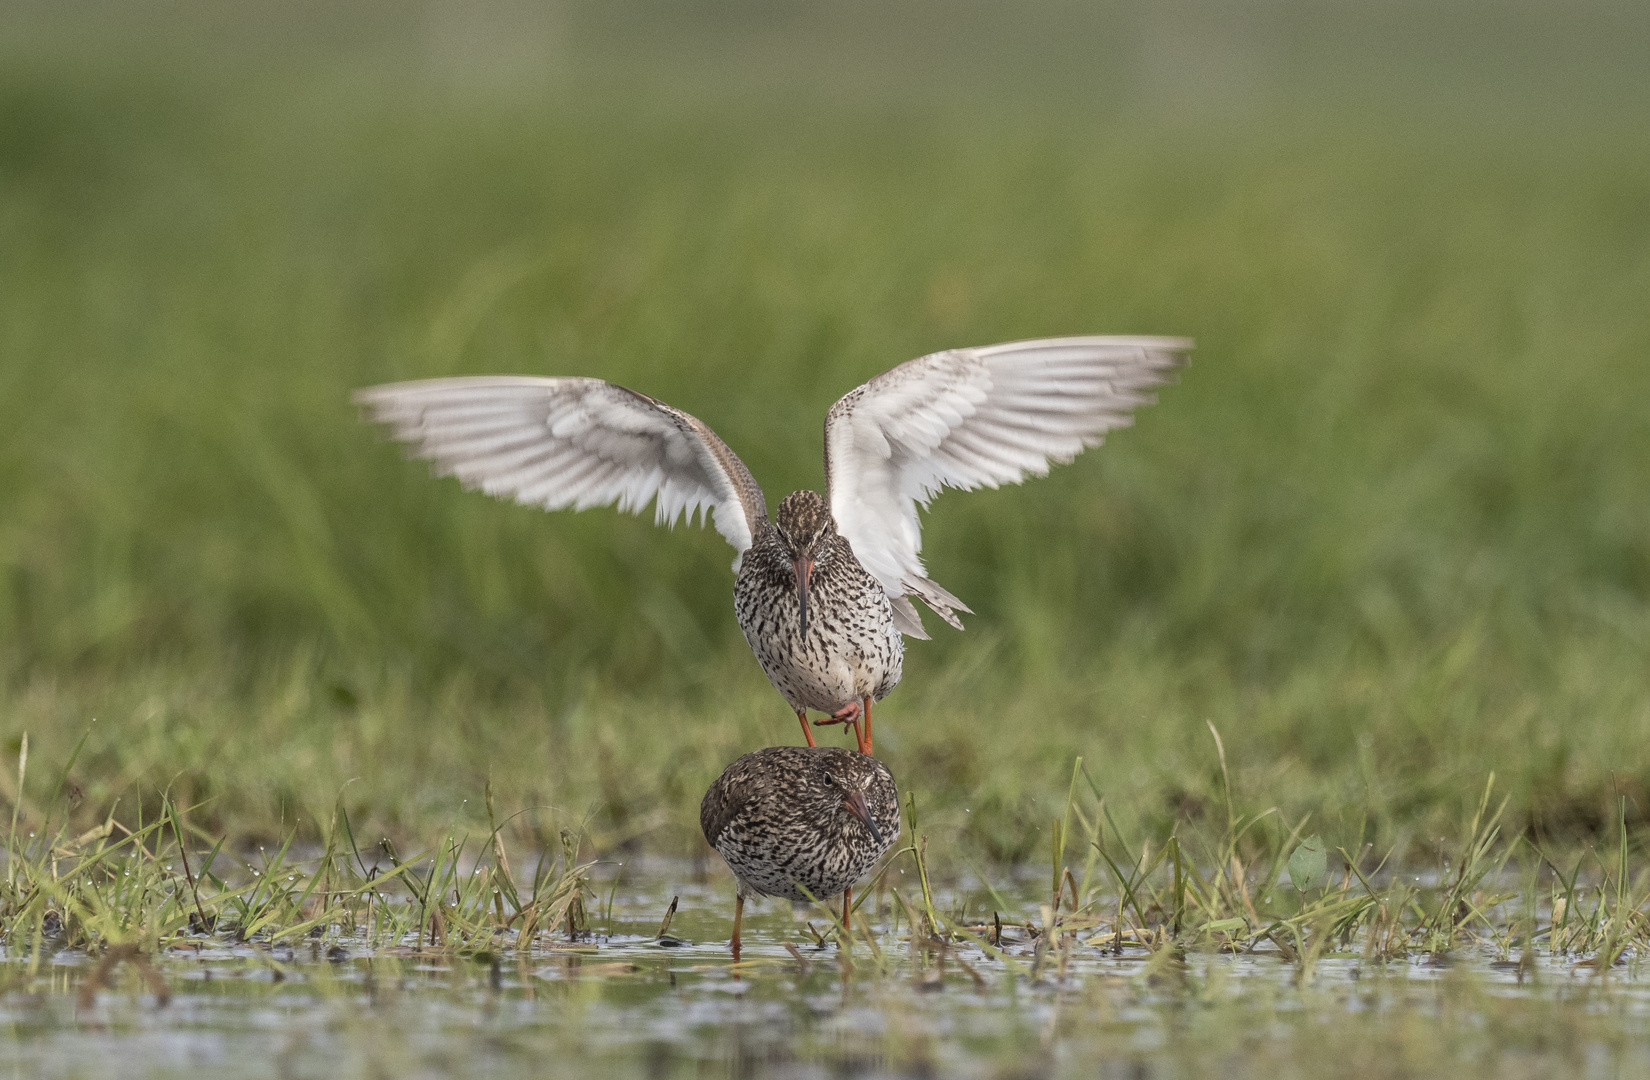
[731,894,744,960]
[814,700,864,751]
[797,710,817,747]
[859,696,873,755]
[843,885,853,926]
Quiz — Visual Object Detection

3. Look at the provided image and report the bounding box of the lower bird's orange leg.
[731,894,744,960]
[859,696,873,755]
[843,885,853,927]
[797,710,817,747]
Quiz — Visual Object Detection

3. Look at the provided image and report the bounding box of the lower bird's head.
[825,769,885,846]
[774,490,836,636]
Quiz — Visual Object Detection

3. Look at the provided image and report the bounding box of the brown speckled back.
[701,746,900,903]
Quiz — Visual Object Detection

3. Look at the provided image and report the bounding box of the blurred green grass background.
[1,0,1647,860]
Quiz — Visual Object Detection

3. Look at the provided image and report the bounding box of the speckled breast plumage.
[734,531,904,715]
[700,746,900,903]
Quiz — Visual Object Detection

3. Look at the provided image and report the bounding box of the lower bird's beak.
[793,556,813,636]
[843,789,883,844]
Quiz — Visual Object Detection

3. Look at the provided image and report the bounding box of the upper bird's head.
[774,490,834,558]
[773,490,836,636]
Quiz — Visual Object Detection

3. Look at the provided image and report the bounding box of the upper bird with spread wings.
[356,335,1188,753]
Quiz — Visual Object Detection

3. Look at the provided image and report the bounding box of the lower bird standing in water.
[700,746,900,959]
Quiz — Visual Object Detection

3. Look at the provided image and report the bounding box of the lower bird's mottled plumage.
[701,746,900,956]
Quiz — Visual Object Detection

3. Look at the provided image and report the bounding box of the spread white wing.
[354,377,768,569]
[825,336,1190,636]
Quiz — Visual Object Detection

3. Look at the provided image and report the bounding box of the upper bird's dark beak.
[842,788,883,845]
[794,556,813,637]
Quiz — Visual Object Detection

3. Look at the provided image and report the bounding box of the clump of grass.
[0,739,596,966]
[854,745,1650,984]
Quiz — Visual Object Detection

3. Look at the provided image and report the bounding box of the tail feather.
[905,576,970,632]
[889,596,930,640]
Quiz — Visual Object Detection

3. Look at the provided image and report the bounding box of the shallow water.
[6,865,1650,1079]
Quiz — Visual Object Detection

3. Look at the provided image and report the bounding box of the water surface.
[5,867,1647,1079]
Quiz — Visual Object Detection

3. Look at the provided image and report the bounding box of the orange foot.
[812,700,869,754]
